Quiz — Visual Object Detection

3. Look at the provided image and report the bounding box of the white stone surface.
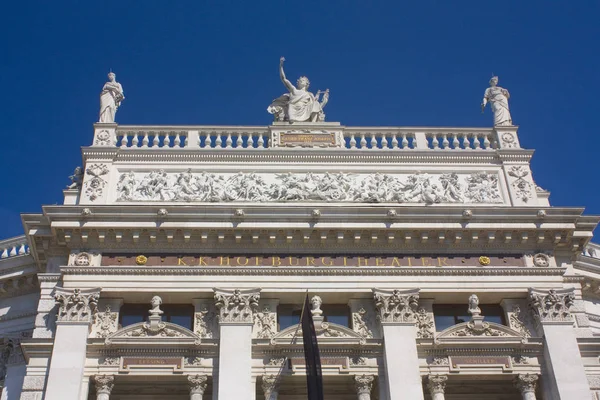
[217,324,253,400]
[381,324,423,400]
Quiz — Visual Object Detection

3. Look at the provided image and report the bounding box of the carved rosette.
[354,374,374,396]
[54,287,101,324]
[514,373,538,394]
[188,374,207,395]
[262,374,280,399]
[529,288,575,324]
[214,288,261,324]
[372,289,420,324]
[427,374,448,395]
[94,375,114,395]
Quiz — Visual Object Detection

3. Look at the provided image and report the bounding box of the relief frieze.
[100,254,524,268]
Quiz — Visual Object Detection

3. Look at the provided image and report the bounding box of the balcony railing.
[0,235,30,260]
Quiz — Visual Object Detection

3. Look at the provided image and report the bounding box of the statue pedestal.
[269,122,344,149]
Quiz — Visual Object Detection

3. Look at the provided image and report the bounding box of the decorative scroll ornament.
[254,305,277,339]
[116,170,503,204]
[94,375,115,395]
[354,374,375,396]
[185,357,202,366]
[514,373,538,394]
[84,164,109,201]
[427,375,448,395]
[267,357,286,366]
[352,308,374,339]
[99,357,120,366]
[214,289,261,324]
[188,374,208,395]
[508,166,533,202]
[350,356,366,366]
[94,305,118,338]
[372,289,420,324]
[194,304,218,338]
[528,288,575,323]
[510,305,532,337]
[415,308,434,338]
[54,288,100,323]
[430,356,449,366]
[94,129,111,146]
[262,374,280,399]
[449,320,509,337]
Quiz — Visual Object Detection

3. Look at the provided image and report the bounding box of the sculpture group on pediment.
[116,170,504,204]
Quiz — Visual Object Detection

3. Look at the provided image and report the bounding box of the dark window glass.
[433,304,506,332]
[119,304,194,330]
[277,304,351,330]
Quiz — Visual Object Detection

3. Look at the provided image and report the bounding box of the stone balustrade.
[102,125,515,151]
[583,242,600,259]
[0,235,29,260]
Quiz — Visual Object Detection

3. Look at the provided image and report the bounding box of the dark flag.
[301,293,324,400]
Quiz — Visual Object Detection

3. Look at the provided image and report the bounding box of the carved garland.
[84,164,109,201]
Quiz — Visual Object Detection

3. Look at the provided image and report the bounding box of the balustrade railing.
[112,126,504,151]
[0,235,29,260]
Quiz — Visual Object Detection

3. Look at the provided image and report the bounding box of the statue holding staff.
[99,71,125,123]
[267,57,329,122]
[481,76,512,126]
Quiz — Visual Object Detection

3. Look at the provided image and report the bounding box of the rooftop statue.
[267,57,329,123]
[481,76,512,126]
[99,71,125,123]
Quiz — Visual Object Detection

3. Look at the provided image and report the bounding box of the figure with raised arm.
[481,76,512,126]
[99,71,125,123]
[267,57,329,122]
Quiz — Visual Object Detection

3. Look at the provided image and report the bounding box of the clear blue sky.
[1,1,599,239]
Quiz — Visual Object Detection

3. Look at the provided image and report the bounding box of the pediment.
[270,322,365,345]
[435,321,526,345]
[105,321,201,346]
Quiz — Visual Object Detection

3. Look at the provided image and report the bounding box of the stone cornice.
[60,266,567,277]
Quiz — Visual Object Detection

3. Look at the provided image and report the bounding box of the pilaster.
[214,288,260,400]
[32,273,61,339]
[528,288,592,400]
[373,288,424,400]
[45,287,101,400]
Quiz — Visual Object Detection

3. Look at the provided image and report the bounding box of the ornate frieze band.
[54,287,101,324]
[372,289,420,324]
[528,288,575,324]
[214,288,261,324]
[116,170,504,204]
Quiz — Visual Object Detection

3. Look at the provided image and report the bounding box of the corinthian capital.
[514,373,538,394]
[372,289,420,324]
[188,374,208,395]
[262,374,280,399]
[214,288,261,324]
[427,374,448,395]
[94,375,114,395]
[528,288,575,324]
[354,374,375,396]
[54,287,101,324]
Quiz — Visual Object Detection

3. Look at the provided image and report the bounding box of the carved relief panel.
[192,299,219,339]
[348,299,380,339]
[91,299,123,338]
[253,299,279,339]
[500,299,535,338]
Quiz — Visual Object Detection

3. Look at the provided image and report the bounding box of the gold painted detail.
[136,255,148,265]
[478,256,491,266]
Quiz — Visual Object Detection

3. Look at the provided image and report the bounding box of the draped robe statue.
[267,57,329,122]
[99,72,125,123]
[481,76,512,126]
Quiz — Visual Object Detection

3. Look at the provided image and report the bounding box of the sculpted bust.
[267,57,329,123]
[150,296,164,316]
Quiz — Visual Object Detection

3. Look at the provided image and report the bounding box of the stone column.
[427,375,448,400]
[214,288,261,400]
[354,374,374,400]
[373,289,424,400]
[188,375,208,400]
[514,374,538,400]
[93,375,114,400]
[44,288,101,400]
[529,288,592,400]
[261,374,280,400]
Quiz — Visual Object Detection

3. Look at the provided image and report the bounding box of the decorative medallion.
[532,253,550,268]
[478,256,491,266]
[135,255,148,265]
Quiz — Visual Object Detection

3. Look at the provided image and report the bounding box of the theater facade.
[2,118,600,400]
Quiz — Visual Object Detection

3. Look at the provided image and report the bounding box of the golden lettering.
[391,257,402,267]
[358,257,369,267]
[375,257,385,267]
[407,257,413,267]
[236,256,249,266]
[255,256,261,266]
[177,257,188,266]
[343,257,348,267]
[288,256,300,266]
[320,257,333,266]
[272,256,282,267]
[198,257,208,266]
[306,257,316,266]
[421,257,432,267]
[219,256,231,266]
[437,257,449,267]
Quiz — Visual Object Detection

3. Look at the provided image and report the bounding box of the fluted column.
[261,374,280,400]
[373,289,424,400]
[214,288,261,400]
[529,288,592,399]
[45,287,101,400]
[427,375,448,400]
[94,375,114,400]
[354,374,374,400]
[188,375,208,400]
[514,374,538,400]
